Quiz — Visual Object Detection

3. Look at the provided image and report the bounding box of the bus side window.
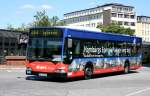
[68,38,72,49]
[103,41,109,57]
[137,43,141,55]
[72,39,80,57]
[107,41,114,57]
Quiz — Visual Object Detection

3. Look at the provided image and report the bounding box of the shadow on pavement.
[26,76,71,83]
[92,71,138,79]
[143,63,150,68]
[25,71,138,83]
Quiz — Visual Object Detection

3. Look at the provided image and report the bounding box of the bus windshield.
[27,28,63,61]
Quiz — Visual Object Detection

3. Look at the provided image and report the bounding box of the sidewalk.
[0,64,25,70]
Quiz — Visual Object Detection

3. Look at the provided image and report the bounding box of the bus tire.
[124,62,130,74]
[84,67,93,80]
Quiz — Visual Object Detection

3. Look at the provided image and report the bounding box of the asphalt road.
[0,65,150,96]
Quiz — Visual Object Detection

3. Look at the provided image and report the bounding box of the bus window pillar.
[67,38,73,63]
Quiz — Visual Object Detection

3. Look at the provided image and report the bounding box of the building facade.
[136,16,150,42]
[64,3,136,31]
[0,29,28,64]
[136,16,150,63]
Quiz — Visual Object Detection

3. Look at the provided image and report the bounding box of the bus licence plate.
[39,73,47,77]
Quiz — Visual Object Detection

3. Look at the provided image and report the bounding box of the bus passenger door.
[64,38,73,64]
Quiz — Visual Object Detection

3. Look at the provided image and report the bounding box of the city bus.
[26,26,142,79]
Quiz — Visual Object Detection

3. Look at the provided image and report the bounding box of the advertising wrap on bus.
[26,26,142,79]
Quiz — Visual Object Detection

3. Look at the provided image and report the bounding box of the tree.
[15,23,29,32]
[32,10,66,27]
[56,20,66,26]
[97,22,135,35]
[50,16,66,26]
[32,10,51,27]
[50,16,59,26]
[6,23,28,32]
[6,24,15,30]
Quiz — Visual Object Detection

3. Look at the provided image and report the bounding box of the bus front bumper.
[26,69,67,78]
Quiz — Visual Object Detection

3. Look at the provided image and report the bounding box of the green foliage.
[16,24,29,32]
[50,16,59,26]
[32,10,51,27]
[97,22,135,35]
[6,24,28,32]
[56,20,66,26]
[32,10,66,27]
[7,24,15,30]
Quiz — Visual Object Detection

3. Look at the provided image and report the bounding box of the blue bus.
[26,26,142,79]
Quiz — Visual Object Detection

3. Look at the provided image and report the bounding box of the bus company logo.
[36,66,47,70]
[47,67,55,70]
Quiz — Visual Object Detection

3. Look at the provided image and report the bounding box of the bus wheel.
[84,67,93,79]
[124,63,130,74]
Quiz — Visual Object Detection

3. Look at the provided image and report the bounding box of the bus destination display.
[30,28,62,37]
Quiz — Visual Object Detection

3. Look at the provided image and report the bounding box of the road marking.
[0,68,25,70]
[126,88,150,96]
[7,70,12,72]
[2,69,25,73]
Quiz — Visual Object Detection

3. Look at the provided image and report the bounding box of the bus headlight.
[26,68,32,74]
[55,69,66,73]
[55,67,66,73]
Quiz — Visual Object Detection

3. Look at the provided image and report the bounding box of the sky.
[0,0,149,29]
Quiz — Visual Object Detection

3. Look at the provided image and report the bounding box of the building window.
[96,14,102,19]
[117,7,122,12]
[131,15,135,19]
[124,8,129,12]
[129,8,133,12]
[131,22,135,26]
[142,30,144,35]
[148,18,150,23]
[124,22,129,26]
[118,21,123,25]
[112,13,117,17]
[86,24,90,27]
[118,14,123,18]
[124,14,129,18]
[91,23,96,27]
[112,7,116,12]
[96,14,99,19]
